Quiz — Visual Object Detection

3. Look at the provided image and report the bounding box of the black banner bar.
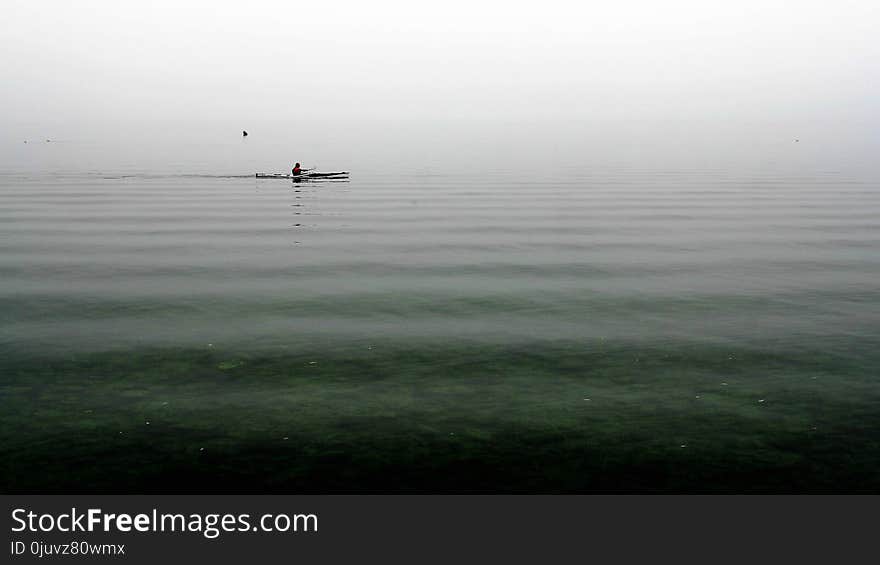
[1,495,874,563]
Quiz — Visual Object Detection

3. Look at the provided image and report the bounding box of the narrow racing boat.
[256,171,349,179]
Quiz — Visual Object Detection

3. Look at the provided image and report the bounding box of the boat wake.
[99,174,256,180]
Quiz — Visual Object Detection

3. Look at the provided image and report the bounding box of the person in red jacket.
[292,163,302,176]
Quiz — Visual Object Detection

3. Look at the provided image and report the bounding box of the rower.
[292,163,302,176]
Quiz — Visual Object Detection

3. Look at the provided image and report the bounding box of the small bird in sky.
[243,130,248,137]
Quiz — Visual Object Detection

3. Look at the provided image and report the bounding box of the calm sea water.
[2,126,879,492]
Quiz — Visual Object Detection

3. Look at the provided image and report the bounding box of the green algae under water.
[3,339,879,493]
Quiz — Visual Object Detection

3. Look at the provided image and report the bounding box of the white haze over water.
[2,0,878,174]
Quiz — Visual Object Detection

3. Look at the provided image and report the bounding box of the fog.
[2,1,878,173]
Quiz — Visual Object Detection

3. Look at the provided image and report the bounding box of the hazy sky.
[2,0,878,127]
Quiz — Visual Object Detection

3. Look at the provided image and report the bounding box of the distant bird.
[46,139,51,142]
[242,130,248,137]
[794,139,799,142]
